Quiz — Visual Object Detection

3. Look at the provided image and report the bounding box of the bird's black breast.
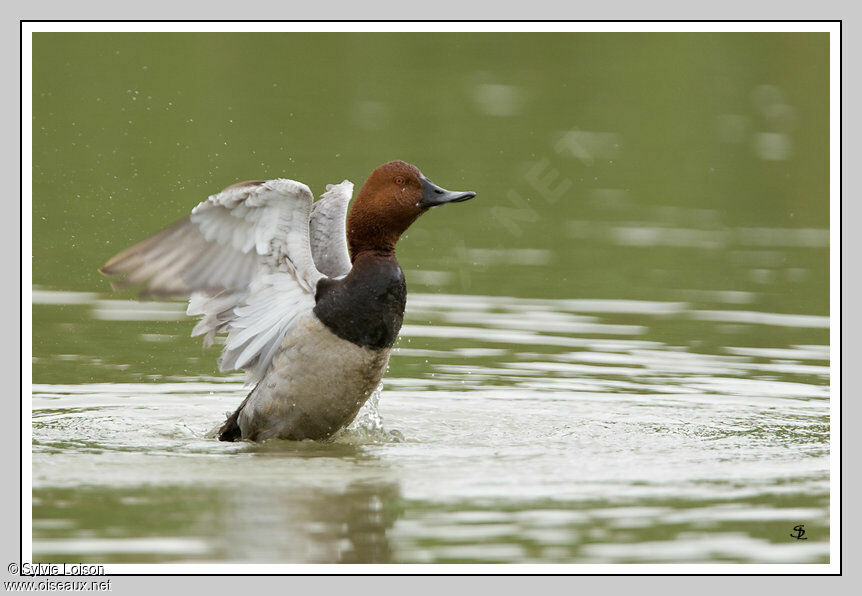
[313,255,406,350]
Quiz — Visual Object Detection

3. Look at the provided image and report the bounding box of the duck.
[99,160,476,442]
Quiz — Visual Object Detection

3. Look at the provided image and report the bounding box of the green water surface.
[31,31,830,565]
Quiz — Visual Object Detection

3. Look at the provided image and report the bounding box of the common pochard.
[100,160,476,441]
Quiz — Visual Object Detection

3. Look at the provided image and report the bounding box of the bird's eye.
[394,176,405,185]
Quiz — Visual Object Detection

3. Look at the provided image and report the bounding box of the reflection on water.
[34,482,401,564]
[32,289,829,564]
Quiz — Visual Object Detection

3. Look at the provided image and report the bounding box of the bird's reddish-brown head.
[346,160,476,259]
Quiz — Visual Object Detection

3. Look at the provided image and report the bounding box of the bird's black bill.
[419,177,477,208]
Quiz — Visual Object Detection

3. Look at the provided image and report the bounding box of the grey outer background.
[6,1,855,592]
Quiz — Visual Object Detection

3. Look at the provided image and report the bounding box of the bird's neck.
[346,197,419,261]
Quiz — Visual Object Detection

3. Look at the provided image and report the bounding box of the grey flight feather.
[309,180,353,278]
[99,216,260,298]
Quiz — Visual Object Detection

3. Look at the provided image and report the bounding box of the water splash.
[338,382,402,443]
[353,382,385,432]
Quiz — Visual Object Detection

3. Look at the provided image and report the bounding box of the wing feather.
[100,177,347,383]
[309,180,353,277]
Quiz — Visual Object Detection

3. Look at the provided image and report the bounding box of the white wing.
[309,180,353,278]
[101,178,336,383]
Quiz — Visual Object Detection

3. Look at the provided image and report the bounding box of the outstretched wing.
[100,178,340,383]
[309,180,353,278]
